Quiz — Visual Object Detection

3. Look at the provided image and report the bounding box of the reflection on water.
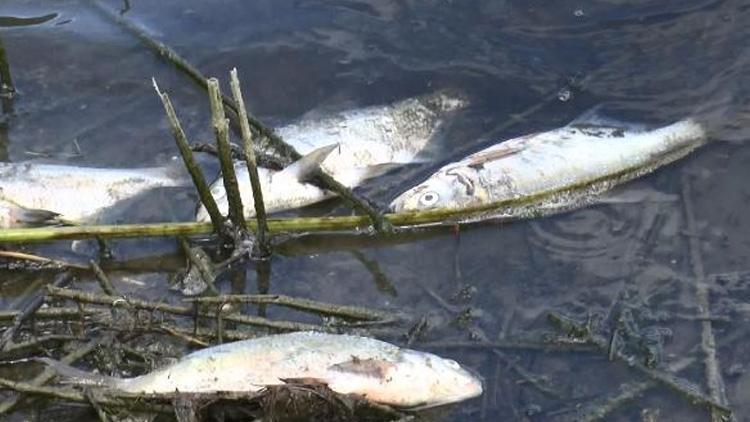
[0,0,749,420]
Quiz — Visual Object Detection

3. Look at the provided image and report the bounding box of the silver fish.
[197,92,466,221]
[0,161,189,228]
[44,331,483,409]
[390,115,707,218]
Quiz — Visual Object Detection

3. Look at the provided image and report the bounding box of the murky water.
[1,0,750,420]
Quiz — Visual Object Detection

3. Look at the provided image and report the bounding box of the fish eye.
[419,191,440,206]
[446,359,460,370]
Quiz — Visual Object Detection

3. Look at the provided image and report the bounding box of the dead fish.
[42,331,483,409]
[0,160,190,228]
[197,91,466,221]
[276,91,466,176]
[390,113,707,219]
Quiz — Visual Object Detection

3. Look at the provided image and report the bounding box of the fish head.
[388,349,483,408]
[325,349,482,408]
[390,166,481,212]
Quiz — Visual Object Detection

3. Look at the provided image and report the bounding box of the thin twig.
[230,68,270,257]
[0,271,73,351]
[89,260,117,296]
[0,250,87,270]
[185,294,399,323]
[47,286,327,332]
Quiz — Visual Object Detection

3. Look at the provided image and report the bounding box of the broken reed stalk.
[207,77,247,233]
[184,294,398,323]
[152,79,227,237]
[46,286,326,333]
[229,68,270,256]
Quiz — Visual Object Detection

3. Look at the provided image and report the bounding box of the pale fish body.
[0,161,189,227]
[50,332,483,409]
[390,117,707,216]
[198,92,466,221]
[277,91,466,176]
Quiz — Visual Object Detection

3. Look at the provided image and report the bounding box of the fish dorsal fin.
[276,143,339,182]
[328,357,395,379]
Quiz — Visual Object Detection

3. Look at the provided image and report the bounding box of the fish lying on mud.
[197,91,466,221]
[42,331,483,409]
[390,113,707,220]
[0,161,190,228]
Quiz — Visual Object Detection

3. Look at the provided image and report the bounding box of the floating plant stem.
[229,68,270,257]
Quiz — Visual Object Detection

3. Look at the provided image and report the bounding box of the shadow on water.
[0,0,750,420]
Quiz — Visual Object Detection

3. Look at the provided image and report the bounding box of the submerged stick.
[681,173,730,419]
[89,259,117,296]
[185,294,399,322]
[208,77,246,233]
[229,68,270,256]
[0,337,101,415]
[153,79,227,237]
[548,312,732,418]
[0,271,73,351]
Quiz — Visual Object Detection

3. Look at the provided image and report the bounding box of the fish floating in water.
[0,161,190,228]
[198,91,466,221]
[43,331,483,409]
[390,113,707,220]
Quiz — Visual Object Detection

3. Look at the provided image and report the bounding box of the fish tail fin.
[37,357,118,388]
[0,200,73,228]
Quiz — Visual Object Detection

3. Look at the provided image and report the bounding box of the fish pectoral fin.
[328,357,396,380]
[277,143,339,182]
[11,205,68,227]
[280,377,330,386]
